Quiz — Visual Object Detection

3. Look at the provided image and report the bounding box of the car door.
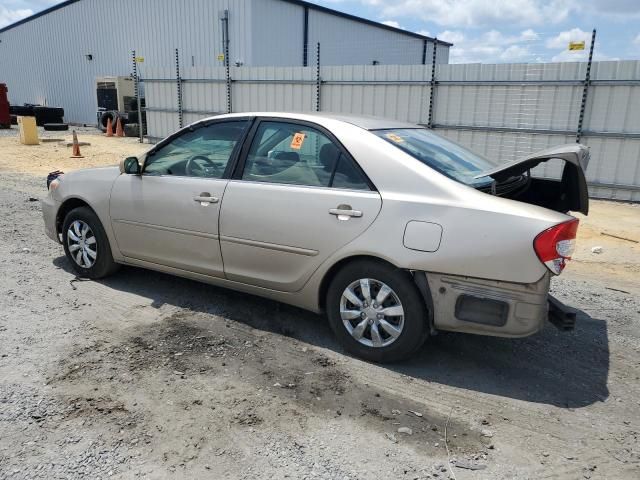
[219,119,382,292]
[110,119,249,277]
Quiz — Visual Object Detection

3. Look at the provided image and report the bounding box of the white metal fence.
[138,58,640,201]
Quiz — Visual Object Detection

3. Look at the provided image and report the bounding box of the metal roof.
[0,0,452,46]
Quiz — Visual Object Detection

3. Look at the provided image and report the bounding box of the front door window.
[144,121,248,178]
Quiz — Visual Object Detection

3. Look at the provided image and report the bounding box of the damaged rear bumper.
[424,271,574,337]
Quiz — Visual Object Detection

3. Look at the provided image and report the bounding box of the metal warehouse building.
[0,0,450,124]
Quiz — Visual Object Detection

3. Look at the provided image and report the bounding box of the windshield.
[373,128,496,187]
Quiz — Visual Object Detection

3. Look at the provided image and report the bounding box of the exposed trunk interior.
[476,144,590,215]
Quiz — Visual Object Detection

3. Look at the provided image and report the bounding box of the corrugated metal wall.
[248,0,447,67]
[0,0,445,123]
[0,0,250,124]
[306,10,441,66]
[320,65,432,123]
[142,60,640,201]
[250,0,304,67]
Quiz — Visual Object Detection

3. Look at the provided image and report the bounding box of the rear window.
[373,128,495,187]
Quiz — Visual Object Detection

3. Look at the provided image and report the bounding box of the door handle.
[194,194,219,204]
[329,205,362,219]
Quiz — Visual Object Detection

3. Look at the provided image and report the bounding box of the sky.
[1,0,639,63]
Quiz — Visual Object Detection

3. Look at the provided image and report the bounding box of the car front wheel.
[62,206,119,279]
[326,260,429,362]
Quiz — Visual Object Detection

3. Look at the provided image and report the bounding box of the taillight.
[533,219,579,275]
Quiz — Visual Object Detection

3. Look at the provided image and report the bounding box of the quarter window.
[242,121,369,190]
[144,121,247,178]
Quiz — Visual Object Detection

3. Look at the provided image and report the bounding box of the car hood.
[475,144,590,215]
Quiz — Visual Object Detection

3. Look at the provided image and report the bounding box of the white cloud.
[0,6,33,28]
[500,45,531,61]
[381,19,401,28]
[545,28,592,49]
[441,28,543,63]
[415,29,432,37]
[543,28,618,62]
[438,30,465,44]
[634,34,640,46]
[361,0,575,27]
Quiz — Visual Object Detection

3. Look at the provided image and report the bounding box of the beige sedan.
[42,113,589,362]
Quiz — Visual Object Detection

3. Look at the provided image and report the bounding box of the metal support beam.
[144,107,224,116]
[139,78,640,87]
[576,28,596,143]
[132,50,144,143]
[427,38,437,128]
[175,48,183,129]
[303,6,309,67]
[430,123,640,139]
[221,9,232,113]
[315,42,321,112]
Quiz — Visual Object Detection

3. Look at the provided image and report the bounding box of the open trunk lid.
[475,144,590,215]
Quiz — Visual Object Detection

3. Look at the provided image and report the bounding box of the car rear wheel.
[62,207,119,279]
[326,260,428,362]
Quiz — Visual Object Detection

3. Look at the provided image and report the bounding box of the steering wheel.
[185,155,218,177]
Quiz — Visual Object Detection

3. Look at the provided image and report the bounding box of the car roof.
[213,112,420,131]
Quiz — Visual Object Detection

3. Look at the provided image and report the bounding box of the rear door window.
[241,121,370,190]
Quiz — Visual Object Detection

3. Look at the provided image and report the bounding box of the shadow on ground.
[54,256,610,409]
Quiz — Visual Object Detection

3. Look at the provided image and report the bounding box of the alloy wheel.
[67,220,97,269]
[339,278,405,348]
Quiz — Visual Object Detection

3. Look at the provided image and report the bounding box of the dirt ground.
[0,129,639,479]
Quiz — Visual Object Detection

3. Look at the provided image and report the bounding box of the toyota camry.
[42,113,589,362]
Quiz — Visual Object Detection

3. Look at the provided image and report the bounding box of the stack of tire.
[123,98,147,138]
[98,110,120,133]
[98,98,146,138]
[9,104,68,131]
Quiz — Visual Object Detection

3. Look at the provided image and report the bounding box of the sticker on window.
[386,133,405,143]
[290,132,306,150]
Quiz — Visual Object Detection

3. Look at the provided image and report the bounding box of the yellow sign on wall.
[135,56,145,63]
[568,41,585,51]
[217,54,225,61]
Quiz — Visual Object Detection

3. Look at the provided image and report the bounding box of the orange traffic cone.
[105,117,113,137]
[115,116,124,137]
[70,130,84,158]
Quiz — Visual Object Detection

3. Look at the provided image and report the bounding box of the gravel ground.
[0,153,639,479]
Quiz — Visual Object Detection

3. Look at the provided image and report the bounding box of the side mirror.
[120,156,141,175]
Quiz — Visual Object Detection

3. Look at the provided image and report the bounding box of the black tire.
[43,123,69,131]
[33,106,64,126]
[98,110,117,133]
[62,207,120,279]
[124,123,140,138]
[9,105,34,116]
[326,260,429,363]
